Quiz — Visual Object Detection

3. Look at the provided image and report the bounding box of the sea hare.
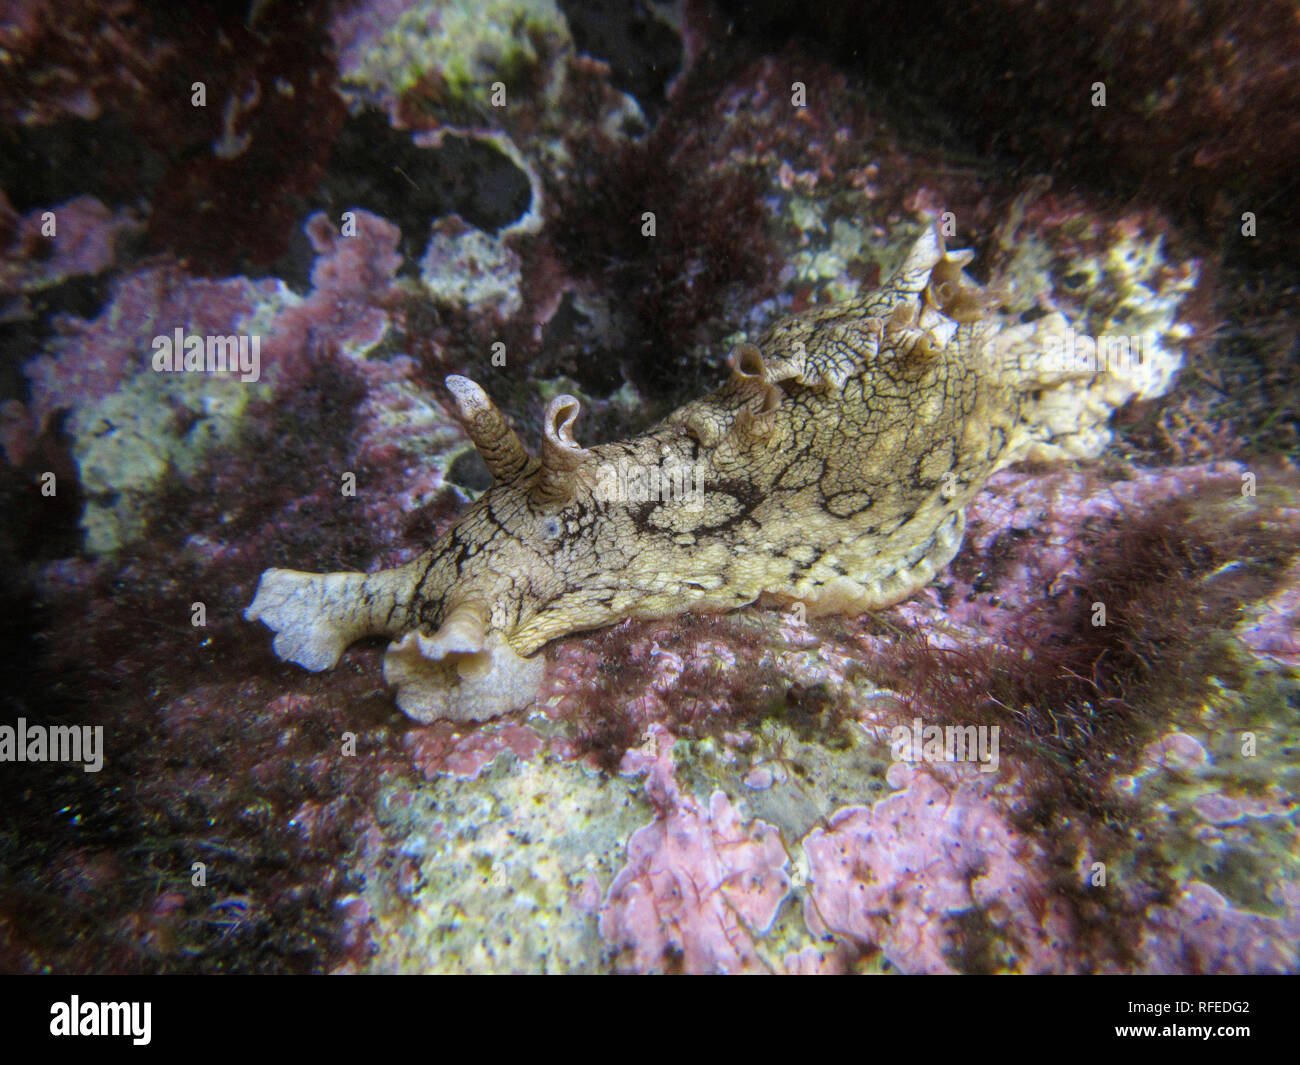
[246,224,1168,722]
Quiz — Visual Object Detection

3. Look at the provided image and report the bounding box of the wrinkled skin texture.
[247,224,1103,722]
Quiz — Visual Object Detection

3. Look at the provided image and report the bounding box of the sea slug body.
[246,223,1164,723]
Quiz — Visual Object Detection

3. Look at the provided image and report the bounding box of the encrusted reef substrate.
[342,460,1300,974]
[2,0,1296,976]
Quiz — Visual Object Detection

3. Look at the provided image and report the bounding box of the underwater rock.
[0,193,138,298]
[331,0,571,124]
[803,764,1072,975]
[6,209,409,552]
[720,0,1300,222]
[599,726,791,974]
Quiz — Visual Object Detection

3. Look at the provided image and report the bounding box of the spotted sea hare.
[246,224,1177,722]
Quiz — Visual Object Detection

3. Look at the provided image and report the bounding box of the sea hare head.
[381,602,544,723]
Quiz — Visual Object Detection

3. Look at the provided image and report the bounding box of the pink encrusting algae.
[599,726,791,973]
[802,764,1076,975]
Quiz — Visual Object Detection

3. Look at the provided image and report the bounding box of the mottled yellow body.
[246,224,1143,722]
